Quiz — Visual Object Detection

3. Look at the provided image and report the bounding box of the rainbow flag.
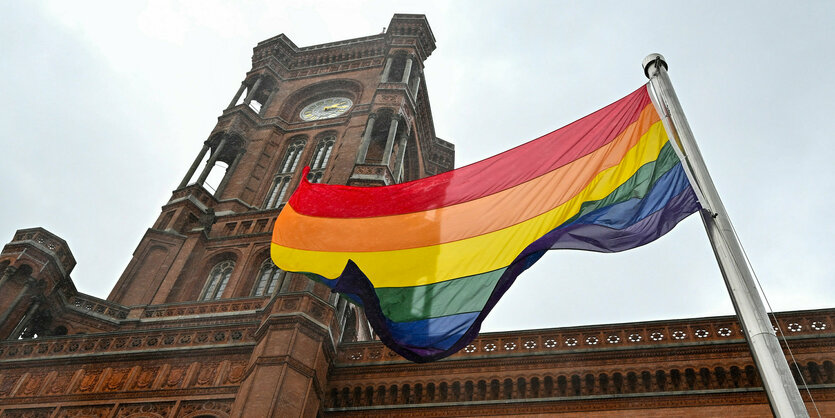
[271,85,700,362]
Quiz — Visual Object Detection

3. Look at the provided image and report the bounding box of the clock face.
[299,97,353,121]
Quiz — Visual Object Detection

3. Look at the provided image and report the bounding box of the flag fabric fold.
[271,84,700,362]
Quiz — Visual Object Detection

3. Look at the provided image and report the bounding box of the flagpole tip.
[642,53,668,79]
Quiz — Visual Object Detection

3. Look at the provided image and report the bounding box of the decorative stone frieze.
[0,325,255,362]
[142,298,265,318]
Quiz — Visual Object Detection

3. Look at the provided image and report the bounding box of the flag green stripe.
[377,142,680,324]
[377,268,506,323]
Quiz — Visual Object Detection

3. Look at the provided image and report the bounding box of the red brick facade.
[0,14,832,417]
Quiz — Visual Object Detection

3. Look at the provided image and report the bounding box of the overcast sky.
[1,1,833,333]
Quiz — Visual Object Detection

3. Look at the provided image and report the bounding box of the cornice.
[252,34,387,79]
[330,339,835,383]
[334,309,835,366]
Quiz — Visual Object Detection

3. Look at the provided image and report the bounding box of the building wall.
[325,309,835,416]
[0,307,832,416]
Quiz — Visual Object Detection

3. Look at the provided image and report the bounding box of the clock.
[299,97,353,121]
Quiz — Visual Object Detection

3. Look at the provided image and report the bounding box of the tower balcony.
[377,81,419,109]
[348,164,395,187]
[169,183,218,209]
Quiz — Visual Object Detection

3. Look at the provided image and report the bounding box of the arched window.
[308,135,335,183]
[264,176,292,209]
[280,139,306,174]
[201,260,235,301]
[252,259,286,296]
[264,138,306,209]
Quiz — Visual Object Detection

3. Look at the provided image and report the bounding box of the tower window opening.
[201,260,235,301]
[180,134,244,196]
[229,76,277,116]
[253,259,285,297]
[387,57,406,83]
[365,114,393,163]
[202,161,228,193]
[233,84,266,112]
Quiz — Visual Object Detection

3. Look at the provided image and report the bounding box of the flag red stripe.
[289,86,650,218]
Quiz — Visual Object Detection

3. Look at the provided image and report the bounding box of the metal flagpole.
[643,54,808,417]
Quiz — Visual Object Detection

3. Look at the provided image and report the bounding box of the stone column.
[258,88,277,116]
[355,114,377,164]
[393,131,409,183]
[215,149,244,197]
[9,297,41,339]
[411,73,422,97]
[380,57,393,82]
[382,117,400,167]
[195,137,229,186]
[227,82,247,109]
[0,266,17,292]
[178,143,211,189]
[401,57,413,84]
[243,77,262,106]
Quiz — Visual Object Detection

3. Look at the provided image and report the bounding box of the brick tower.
[0,14,453,417]
[2,13,832,418]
